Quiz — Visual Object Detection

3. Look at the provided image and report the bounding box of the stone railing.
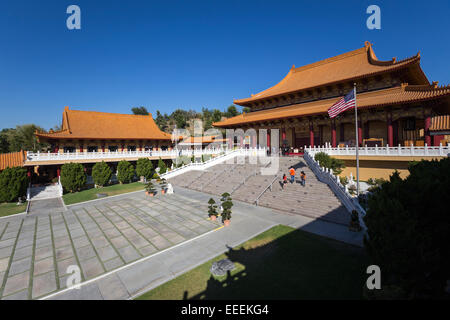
[25,148,228,162]
[303,150,367,230]
[305,143,450,157]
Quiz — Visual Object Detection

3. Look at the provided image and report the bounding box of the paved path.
[36,186,364,300]
[0,191,220,300]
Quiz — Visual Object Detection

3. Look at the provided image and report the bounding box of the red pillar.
[425,115,431,146]
[309,121,314,147]
[387,113,393,146]
[267,130,271,149]
[358,120,363,147]
[57,167,61,177]
[331,120,337,147]
[282,128,286,141]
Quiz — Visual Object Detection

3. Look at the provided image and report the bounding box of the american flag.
[328,89,356,118]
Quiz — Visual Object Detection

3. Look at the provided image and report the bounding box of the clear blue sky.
[1,0,449,130]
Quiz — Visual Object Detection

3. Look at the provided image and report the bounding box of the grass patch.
[136,225,369,300]
[63,182,144,205]
[0,202,27,217]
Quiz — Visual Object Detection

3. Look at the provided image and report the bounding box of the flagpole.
[354,83,360,197]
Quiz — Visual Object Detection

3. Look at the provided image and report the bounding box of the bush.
[0,167,28,202]
[152,172,160,181]
[314,152,345,175]
[60,163,86,193]
[92,161,112,187]
[339,176,348,186]
[145,181,156,194]
[220,192,233,222]
[158,158,167,174]
[363,159,450,298]
[136,158,153,180]
[117,160,135,184]
[208,198,218,217]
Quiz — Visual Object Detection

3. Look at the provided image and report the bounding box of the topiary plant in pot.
[145,181,157,196]
[208,198,218,221]
[159,178,168,194]
[220,192,233,226]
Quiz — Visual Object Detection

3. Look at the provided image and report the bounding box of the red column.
[267,130,271,149]
[387,113,393,146]
[282,128,286,141]
[358,120,363,147]
[331,120,337,147]
[309,121,314,147]
[425,115,431,146]
[57,167,61,177]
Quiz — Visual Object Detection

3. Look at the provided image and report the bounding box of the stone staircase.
[30,184,62,200]
[256,157,350,225]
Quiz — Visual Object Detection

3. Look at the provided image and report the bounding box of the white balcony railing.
[25,147,229,162]
[305,143,450,157]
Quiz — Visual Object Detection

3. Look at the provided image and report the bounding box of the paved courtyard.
[0,192,220,300]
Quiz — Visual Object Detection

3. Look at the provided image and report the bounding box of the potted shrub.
[349,210,362,232]
[208,198,218,221]
[220,192,233,226]
[145,181,157,196]
[159,178,168,194]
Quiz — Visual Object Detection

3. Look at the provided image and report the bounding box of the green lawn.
[0,202,27,218]
[63,182,145,205]
[136,225,369,300]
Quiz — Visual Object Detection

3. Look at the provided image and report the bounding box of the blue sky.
[0,0,449,130]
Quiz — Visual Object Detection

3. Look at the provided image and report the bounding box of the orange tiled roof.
[215,84,450,127]
[430,115,450,131]
[178,135,227,144]
[36,107,172,141]
[235,42,427,105]
[0,151,26,171]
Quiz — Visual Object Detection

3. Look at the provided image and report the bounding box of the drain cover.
[210,259,235,276]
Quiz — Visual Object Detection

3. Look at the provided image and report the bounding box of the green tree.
[220,192,233,223]
[60,163,86,193]
[172,109,188,128]
[157,158,167,174]
[131,106,149,115]
[0,128,13,153]
[314,152,345,175]
[92,161,112,187]
[363,159,450,298]
[136,158,154,180]
[155,110,168,131]
[212,109,222,123]
[0,167,28,202]
[242,107,251,113]
[225,105,239,118]
[6,124,49,152]
[117,160,135,184]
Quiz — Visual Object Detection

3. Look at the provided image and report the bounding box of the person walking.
[289,167,296,184]
[300,171,306,187]
[282,174,287,189]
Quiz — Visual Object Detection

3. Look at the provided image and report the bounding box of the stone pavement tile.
[97,273,129,300]
[139,227,158,239]
[0,238,15,249]
[0,246,14,259]
[13,246,33,261]
[1,231,19,241]
[97,245,118,262]
[35,229,52,239]
[138,244,157,256]
[15,237,34,250]
[0,257,10,272]
[1,288,28,300]
[34,245,53,261]
[2,270,30,296]
[56,245,74,261]
[32,271,57,299]
[86,229,103,239]
[33,256,55,276]
[109,236,130,249]
[57,256,78,277]
[128,236,149,249]
[91,236,109,249]
[53,228,68,238]
[115,221,130,229]
[35,236,52,249]
[0,271,4,285]
[69,228,86,239]
[54,236,72,249]
[72,236,90,248]
[75,245,96,261]
[103,228,121,239]
[149,235,172,250]
[98,221,114,230]
[80,256,104,280]
[59,274,70,289]
[166,234,185,244]
[103,257,124,271]
[8,256,31,276]
[117,245,141,263]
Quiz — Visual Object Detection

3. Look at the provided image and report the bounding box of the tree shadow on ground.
[184,227,368,300]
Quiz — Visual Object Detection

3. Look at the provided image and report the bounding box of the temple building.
[213,41,450,179]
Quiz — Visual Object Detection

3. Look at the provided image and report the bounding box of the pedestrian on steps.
[289,167,296,184]
[282,174,287,189]
[300,171,306,187]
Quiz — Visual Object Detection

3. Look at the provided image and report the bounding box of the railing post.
[386,144,389,155]
[439,143,443,156]
[411,143,414,156]
[398,144,401,155]
[425,143,428,155]
[375,145,378,155]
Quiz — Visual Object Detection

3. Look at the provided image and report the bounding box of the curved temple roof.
[36,107,172,141]
[215,84,450,127]
[0,151,26,171]
[234,42,427,105]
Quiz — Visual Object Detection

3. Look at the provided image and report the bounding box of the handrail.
[254,174,279,206]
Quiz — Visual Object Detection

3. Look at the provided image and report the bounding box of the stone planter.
[210,215,217,221]
[224,220,230,227]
